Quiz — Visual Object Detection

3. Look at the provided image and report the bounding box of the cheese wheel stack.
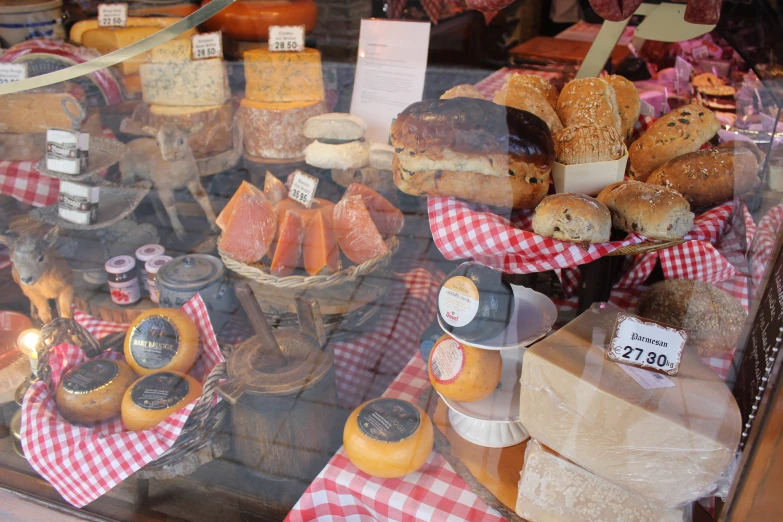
[239,47,327,159]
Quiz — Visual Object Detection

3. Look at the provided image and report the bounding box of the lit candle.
[17,329,41,376]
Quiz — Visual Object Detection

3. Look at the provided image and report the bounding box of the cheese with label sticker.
[343,398,433,478]
[121,371,202,430]
[244,47,325,103]
[518,303,741,508]
[240,98,326,159]
[148,39,192,63]
[516,440,687,522]
[55,360,138,424]
[428,334,501,402]
[140,59,230,106]
[149,103,234,158]
[124,309,200,376]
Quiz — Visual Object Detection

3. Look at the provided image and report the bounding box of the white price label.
[607,313,688,376]
[192,32,222,60]
[98,3,128,27]
[639,100,655,117]
[691,45,710,60]
[268,25,305,52]
[0,63,27,85]
[289,170,318,208]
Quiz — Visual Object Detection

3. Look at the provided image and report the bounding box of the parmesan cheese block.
[244,47,325,103]
[516,440,687,522]
[343,398,433,478]
[55,360,138,425]
[140,59,230,107]
[0,92,84,133]
[149,103,234,158]
[240,99,326,159]
[148,39,192,63]
[121,371,202,431]
[428,334,501,403]
[518,303,741,508]
[124,309,200,376]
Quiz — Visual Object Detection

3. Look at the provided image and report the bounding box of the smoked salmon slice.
[219,194,276,263]
[270,209,305,277]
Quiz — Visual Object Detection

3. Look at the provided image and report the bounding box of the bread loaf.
[503,73,558,108]
[596,180,694,239]
[532,194,611,243]
[493,83,563,133]
[637,280,747,357]
[441,84,484,100]
[553,122,626,165]
[647,147,759,207]
[605,75,640,141]
[628,104,720,181]
[556,78,621,133]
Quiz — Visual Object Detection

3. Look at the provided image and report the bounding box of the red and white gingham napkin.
[21,294,224,507]
[751,202,783,290]
[286,353,505,522]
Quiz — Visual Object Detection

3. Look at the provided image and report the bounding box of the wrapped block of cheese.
[518,303,741,508]
[140,59,230,106]
[149,103,234,158]
[240,99,326,159]
[244,47,325,103]
[516,440,689,522]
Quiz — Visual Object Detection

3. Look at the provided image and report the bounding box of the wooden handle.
[216,377,246,405]
[295,292,326,349]
[235,282,287,370]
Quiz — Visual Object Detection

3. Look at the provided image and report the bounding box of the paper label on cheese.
[289,170,319,208]
[439,276,480,328]
[0,63,27,85]
[128,316,180,370]
[192,32,222,60]
[619,363,676,390]
[429,338,465,385]
[131,372,190,410]
[357,399,420,442]
[607,313,688,376]
[98,3,128,27]
[269,25,305,52]
[62,360,119,394]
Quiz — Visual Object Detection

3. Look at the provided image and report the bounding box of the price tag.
[192,32,222,60]
[675,56,694,85]
[268,25,305,52]
[0,63,27,85]
[607,313,688,376]
[98,3,128,27]
[692,45,710,60]
[288,170,318,208]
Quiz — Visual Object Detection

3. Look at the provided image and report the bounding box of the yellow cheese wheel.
[343,398,433,478]
[427,334,502,403]
[124,309,199,376]
[121,371,202,431]
[55,360,138,424]
[70,17,187,44]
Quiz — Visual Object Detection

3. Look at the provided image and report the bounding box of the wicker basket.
[605,238,685,257]
[34,318,229,478]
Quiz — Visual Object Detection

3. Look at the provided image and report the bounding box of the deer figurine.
[0,227,74,324]
[119,116,243,240]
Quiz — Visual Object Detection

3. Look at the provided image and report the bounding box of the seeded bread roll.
[503,73,559,108]
[605,75,640,142]
[646,147,760,207]
[596,180,694,239]
[554,122,627,165]
[532,193,611,243]
[628,105,720,181]
[557,78,622,134]
[637,280,747,357]
[441,84,485,100]
[493,84,563,133]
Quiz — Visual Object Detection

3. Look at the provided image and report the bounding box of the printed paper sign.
[192,32,222,60]
[98,4,128,27]
[0,63,27,85]
[607,313,688,376]
[289,170,318,208]
[269,26,305,52]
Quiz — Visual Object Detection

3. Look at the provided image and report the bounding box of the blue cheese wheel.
[55,360,138,424]
[121,371,202,431]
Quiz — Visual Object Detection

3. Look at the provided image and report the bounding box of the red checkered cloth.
[20,294,224,508]
[286,354,505,522]
[474,67,564,100]
[750,202,783,290]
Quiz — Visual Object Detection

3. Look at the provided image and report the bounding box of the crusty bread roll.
[502,73,558,108]
[605,75,640,142]
[646,147,760,207]
[393,155,549,209]
[637,280,747,357]
[556,78,622,134]
[596,180,694,240]
[441,84,484,100]
[532,193,611,243]
[493,84,563,133]
[553,122,626,165]
[628,104,720,181]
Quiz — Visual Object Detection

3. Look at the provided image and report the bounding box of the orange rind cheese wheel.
[55,360,138,424]
[124,309,200,377]
[122,371,202,431]
[200,0,318,42]
[427,334,502,402]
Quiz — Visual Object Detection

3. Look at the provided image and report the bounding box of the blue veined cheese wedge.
[139,59,230,107]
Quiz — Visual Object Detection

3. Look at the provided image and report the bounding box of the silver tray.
[33,137,127,182]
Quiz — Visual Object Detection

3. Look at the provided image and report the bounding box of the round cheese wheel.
[121,371,202,431]
[124,309,200,376]
[55,360,138,424]
[343,398,433,478]
[200,0,317,41]
[427,334,502,403]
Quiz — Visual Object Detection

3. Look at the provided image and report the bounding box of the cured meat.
[343,183,404,236]
[585,0,643,21]
[216,181,266,230]
[270,210,305,277]
[684,0,722,25]
[219,194,277,263]
[333,195,389,264]
[303,209,341,276]
[264,171,288,204]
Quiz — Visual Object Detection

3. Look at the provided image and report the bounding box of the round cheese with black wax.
[121,371,202,431]
[124,308,200,376]
[55,360,138,424]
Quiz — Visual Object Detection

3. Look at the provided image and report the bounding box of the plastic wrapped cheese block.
[343,183,404,236]
[270,210,305,277]
[518,303,741,508]
[333,195,389,263]
[219,193,277,263]
[516,440,689,522]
